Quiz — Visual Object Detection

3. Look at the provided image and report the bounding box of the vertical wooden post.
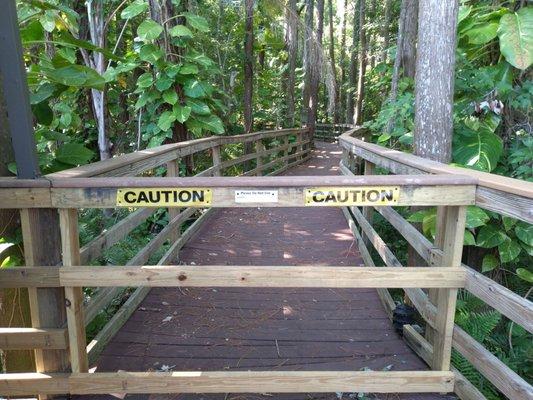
[425,206,447,344]
[283,135,289,167]
[59,209,88,373]
[432,205,466,371]
[21,209,69,376]
[211,146,221,177]
[362,161,375,247]
[297,130,303,161]
[166,159,181,244]
[255,140,264,176]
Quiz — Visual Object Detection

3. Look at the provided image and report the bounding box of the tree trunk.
[346,0,360,124]
[368,0,376,69]
[301,0,314,124]
[338,0,348,122]
[328,0,338,123]
[86,0,110,161]
[414,0,458,162]
[353,0,366,125]
[244,0,254,135]
[308,0,325,136]
[381,0,392,63]
[0,72,34,373]
[284,0,298,127]
[385,0,418,134]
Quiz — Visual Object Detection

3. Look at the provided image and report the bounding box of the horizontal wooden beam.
[0,328,67,350]
[0,371,455,395]
[0,266,60,287]
[339,128,533,223]
[402,325,487,400]
[374,204,533,334]
[58,266,466,288]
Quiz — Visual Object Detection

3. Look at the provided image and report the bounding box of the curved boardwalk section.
[90,143,451,400]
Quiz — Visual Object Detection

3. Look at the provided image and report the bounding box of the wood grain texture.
[0,328,67,350]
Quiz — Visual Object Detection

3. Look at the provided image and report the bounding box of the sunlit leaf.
[477,225,509,248]
[169,25,194,38]
[481,254,499,272]
[55,143,94,165]
[497,8,533,70]
[121,0,148,19]
[173,104,192,123]
[498,239,521,263]
[137,19,163,41]
[157,111,176,131]
[184,13,210,33]
[162,89,178,105]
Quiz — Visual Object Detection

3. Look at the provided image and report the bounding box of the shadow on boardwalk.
[87,142,455,400]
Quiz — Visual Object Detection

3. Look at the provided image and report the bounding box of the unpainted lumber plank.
[0,328,68,350]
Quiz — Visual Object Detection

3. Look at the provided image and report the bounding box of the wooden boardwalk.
[89,143,453,400]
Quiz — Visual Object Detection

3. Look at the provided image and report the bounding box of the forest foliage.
[0,0,531,397]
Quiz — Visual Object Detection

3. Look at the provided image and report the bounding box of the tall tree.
[78,0,110,160]
[338,0,349,121]
[414,0,459,161]
[328,0,338,123]
[346,1,360,124]
[301,0,314,124]
[385,0,418,133]
[284,0,299,127]
[353,0,366,124]
[244,0,254,135]
[381,0,392,63]
[308,0,325,135]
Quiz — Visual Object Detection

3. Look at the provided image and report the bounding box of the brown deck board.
[83,143,455,400]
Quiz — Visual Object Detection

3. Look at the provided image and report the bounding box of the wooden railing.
[0,126,530,399]
[314,123,354,142]
[338,125,533,400]
[0,126,480,396]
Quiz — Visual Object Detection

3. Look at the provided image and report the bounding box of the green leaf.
[498,239,521,263]
[155,75,173,91]
[162,89,178,105]
[45,65,105,90]
[137,19,163,41]
[454,119,503,172]
[502,216,517,231]
[464,230,476,246]
[183,79,206,98]
[465,206,489,229]
[515,223,533,247]
[169,25,194,38]
[197,114,224,134]
[516,268,533,283]
[120,0,148,19]
[32,102,53,125]
[20,20,44,42]
[477,225,509,248]
[184,13,210,32]
[136,73,153,88]
[481,254,499,272]
[179,64,199,75]
[467,23,499,45]
[173,104,192,123]
[139,44,163,63]
[186,99,210,115]
[497,8,533,70]
[39,10,56,32]
[30,83,56,104]
[157,111,176,131]
[55,143,94,165]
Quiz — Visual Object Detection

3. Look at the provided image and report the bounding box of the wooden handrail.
[339,126,533,223]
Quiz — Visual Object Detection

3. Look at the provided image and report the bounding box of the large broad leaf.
[136,73,153,88]
[139,44,163,63]
[465,206,490,229]
[498,239,521,263]
[137,19,163,41]
[183,13,210,33]
[55,143,94,165]
[196,114,224,134]
[454,116,503,172]
[186,99,210,115]
[30,83,56,104]
[497,8,533,70]
[515,223,533,247]
[516,268,533,283]
[477,225,509,248]
[183,79,206,98]
[121,0,148,19]
[173,104,192,123]
[169,25,194,38]
[44,65,105,90]
[481,254,499,273]
[157,111,176,131]
[162,89,178,105]
[467,23,499,45]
